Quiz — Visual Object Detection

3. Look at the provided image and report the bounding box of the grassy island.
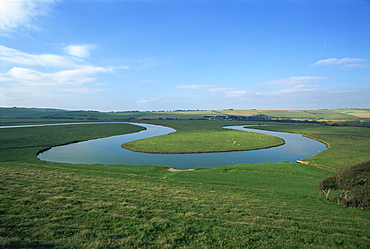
[122,123,284,153]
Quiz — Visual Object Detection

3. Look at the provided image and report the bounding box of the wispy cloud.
[176,84,217,89]
[176,84,250,98]
[207,87,248,97]
[64,44,95,58]
[175,76,329,100]
[259,76,328,95]
[0,45,75,68]
[207,87,234,92]
[0,0,57,34]
[136,96,163,104]
[223,90,248,97]
[263,76,328,87]
[7,66,112,86]
[310,57,367,69]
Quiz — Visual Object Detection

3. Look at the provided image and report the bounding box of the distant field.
[219,109,369,120]
[336,108,370,118]
[1,107,369,121]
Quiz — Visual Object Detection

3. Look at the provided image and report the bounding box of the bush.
[337,161,370,190]
[318,175,339,199]
[319,161,370,210]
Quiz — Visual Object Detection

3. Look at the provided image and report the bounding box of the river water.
[29,122,327,170]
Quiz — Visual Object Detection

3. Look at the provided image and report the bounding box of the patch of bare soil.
[167,167,194,172]
[348,113,370,118]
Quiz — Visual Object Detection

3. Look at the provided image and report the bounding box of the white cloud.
[208,87,235,92]
[310,57,367,68]
[62,86,106,94]
[340,63,368,69]
[176,83,250,98]
[259,76,328,95]
[0,0,56,33]
[136,96,163,104]
[224,90,247,97]
[263,76,328,87]
[6,65,112,86]
[207,87,249,97]
[0,44,132,109]
[1,65,111,109]
[176,84,217,89]
[0,45,75,68]
[64,44,95,58]
[175,77,329,101]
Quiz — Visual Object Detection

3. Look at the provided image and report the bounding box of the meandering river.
[2,122,327,170]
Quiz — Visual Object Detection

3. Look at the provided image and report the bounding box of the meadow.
[0,111,369,248]
[122,121,284,153]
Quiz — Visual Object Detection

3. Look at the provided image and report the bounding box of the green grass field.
[0,117,369,248]
[250,123,370,172]
[122,121,284,153]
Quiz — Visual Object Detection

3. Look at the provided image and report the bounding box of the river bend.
[37,123,327,169]
[1,122,327,170]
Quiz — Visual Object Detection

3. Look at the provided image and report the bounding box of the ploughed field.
[0,120,369,248]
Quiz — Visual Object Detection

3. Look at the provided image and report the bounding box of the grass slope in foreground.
[1,161,369,248]
[0,120,369,248]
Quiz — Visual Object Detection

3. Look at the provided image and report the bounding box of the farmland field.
[0,108,369,248]
[1,107,370,122]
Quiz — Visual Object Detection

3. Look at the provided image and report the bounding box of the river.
[30,122,327,170]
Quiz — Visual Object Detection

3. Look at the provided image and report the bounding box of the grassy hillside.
[0,117,369,248]
[2,161,369,248]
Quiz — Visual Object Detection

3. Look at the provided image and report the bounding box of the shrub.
[318,175,339,199]
[337,161,370,190]
[319,161,370,210]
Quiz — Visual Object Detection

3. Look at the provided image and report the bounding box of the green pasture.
[122,122,284,153]
[0,119,369,248]
[250,123,370,172]
[337,108,370,114]
[0,123,144,162]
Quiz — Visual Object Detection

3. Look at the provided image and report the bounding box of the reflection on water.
[37,123,328,170]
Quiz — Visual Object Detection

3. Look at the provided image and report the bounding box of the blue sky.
[1,0,369,111]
